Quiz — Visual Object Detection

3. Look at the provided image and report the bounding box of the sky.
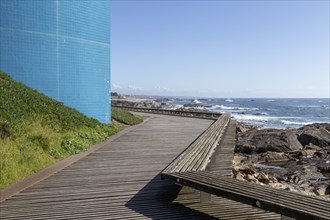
[110,1,329,98]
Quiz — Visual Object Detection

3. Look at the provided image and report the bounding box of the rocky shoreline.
[112,99,174,109]
[234,122,330,200]
[112,99,330,200]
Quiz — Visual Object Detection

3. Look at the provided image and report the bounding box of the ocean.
[167,98,330,129]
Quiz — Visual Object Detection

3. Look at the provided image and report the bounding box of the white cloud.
[154,86,173,92]
[127,85,144,91]
[111,83,123,89]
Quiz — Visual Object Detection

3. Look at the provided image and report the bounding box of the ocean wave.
[232,114,325,128]
[280,120,325,126]
[193,99,202,104]
[206,105,258,111]
[297,105,323,108]
[225,99,233,102]
[280,120,311,126]
[173,104,184,109]
[233,114,276,122]
[233,114,299,122]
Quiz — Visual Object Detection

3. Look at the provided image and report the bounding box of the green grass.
[0,71,142,189]
[112,107,143,125]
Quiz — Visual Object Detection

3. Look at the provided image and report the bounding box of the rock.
[313,183,329,196]
[326,184,330,195]
[236,129,295,153]
[183,103,202,108]
[303,149,317,157]
[236,123,330,154]
[298,125,330,148]
[304,143,322,151]
[287,150,303,159]
[234,123,330,200]
[287,132,303,151]
[262,152,289,162]
[317,160,330,173]
[255,172,271,184]
[236,122,254,133]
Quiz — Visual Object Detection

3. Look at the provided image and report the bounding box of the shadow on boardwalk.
[125,174,218,219]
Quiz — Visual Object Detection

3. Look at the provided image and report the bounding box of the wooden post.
[200,191,211,202]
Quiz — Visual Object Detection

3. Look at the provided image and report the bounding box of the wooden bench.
[161,115,330,220]
[162,171,330,220]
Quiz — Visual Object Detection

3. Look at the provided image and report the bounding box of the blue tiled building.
[0,0,111,123]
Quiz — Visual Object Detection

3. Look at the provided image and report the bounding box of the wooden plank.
[163,171,330,220]
[2,114,239,220]
[162,114,230,174]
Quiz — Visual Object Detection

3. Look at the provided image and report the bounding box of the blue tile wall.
[0,0,111,123]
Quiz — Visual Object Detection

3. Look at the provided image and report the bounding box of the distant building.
[0,0,111,123]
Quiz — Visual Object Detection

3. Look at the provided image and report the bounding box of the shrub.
[0,121,11,139]
[29,134,50,151]
[61,137,89,154]
[112,107,143,125]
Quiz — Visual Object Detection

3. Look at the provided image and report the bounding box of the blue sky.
[111,1,329,98]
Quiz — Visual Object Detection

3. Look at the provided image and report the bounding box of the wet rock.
[262,152,289,162]
[313,183,329,196]
[233,152,330,200]
[326,184,330,195]
[183,103,202,108]
[236,122,254,133]
[236,129,295,153]
[305,143,322,151]
[317,160,330,173]
[298,126,330,148]
[287,150,304,160]
[236,123,330,154]
[287,132,303,151]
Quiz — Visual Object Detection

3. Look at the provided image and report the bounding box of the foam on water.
[193,99,202,104]
[206,105,258,111]
[169,98,329,128]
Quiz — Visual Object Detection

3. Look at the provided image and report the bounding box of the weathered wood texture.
[209,120,237,176]
[0,120,150,203]
[162,114,231,174]
[163,171,330,220]
[0,114,279,219]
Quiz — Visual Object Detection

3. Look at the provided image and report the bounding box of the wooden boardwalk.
[0,113,279,219]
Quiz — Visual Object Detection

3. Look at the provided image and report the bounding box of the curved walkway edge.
[0,117,151,202]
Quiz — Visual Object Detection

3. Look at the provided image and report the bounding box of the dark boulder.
[298,125,330,148]
[326,184,330,195]
[236,129,301,154]
[236,123,330,154]
[183,103,202,108]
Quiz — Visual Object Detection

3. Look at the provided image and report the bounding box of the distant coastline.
[112,96,330,129]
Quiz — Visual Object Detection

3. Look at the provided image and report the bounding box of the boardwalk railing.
[112,105,222,119]
[162,114,231,174]
[161,115,330,220]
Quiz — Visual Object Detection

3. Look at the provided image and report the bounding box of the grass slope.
[112,107,143,125]
[0,71,142,189]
